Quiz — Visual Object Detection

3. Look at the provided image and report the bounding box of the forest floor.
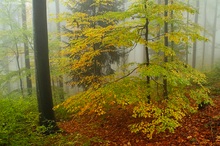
[59,95,220,146]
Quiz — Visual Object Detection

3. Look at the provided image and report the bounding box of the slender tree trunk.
[121,0,126,74]
[15,43,24,97]
[202,0,207,69]
[91,3,101,79]
[55,0,64,101]
[163,0,168,99]
[170,0,174,61]
[9,22,24,97]
[211,0,218,68]
[6,55,11,93]
[186,0,190,64]
[22,0,32,96]
[33,0,58,133]
[145,1,150,103]
[192,0,199,68]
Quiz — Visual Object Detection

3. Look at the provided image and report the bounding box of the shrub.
[0,96,45,145]
[55,61,212,139]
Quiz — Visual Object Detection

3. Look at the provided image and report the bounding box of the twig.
[113,67,139,83]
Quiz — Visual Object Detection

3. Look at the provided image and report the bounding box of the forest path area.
[59,96,220,146]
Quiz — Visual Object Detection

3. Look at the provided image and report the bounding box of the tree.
[192,0,199,68]
[211,0,218,68]
[61,0,122,89]
[185,0,190,64]
[32,0,58,133]
[21,0,32,96]
[144,1,150,102]
[56,0,211,139]
[53,0,64,101]
[0,0,34,96]
[202,0,207,69]
[0,0,25,96]
[163,0,169,99]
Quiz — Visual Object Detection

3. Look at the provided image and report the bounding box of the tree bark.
[15,43,24,97]
[145,1,150,103]
[22,0,32,96]
[33,0,58,133]
[163,0,169,99]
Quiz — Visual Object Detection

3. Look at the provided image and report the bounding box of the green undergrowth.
[0,95,42,145]
[55,61,213,139]
[0,94,99,146]
[205,65,220,95]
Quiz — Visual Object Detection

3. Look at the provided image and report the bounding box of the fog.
[0,0,220,96]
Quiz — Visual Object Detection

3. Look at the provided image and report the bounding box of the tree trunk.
[15,43,24,97]
[33,0,58,133]
[202,0,207,69]
[163,0,169,99]
[145,1,150,103]
[9,24,24,98]
[170,0,174,61]
[192,0,199,68]
[22,0,32,96]
[186,0,190,64]
[55,0,64,101]
[211,0,218,68]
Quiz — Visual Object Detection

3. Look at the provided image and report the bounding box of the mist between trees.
[0,0,219,96]
[0,0,219,141]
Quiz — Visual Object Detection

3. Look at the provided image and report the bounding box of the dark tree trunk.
[33,0,58,133]
[170,0,174,61]
[163,0,169,99]
[22,0,32,96]
[192,0,199,68]
[144,2,150,103]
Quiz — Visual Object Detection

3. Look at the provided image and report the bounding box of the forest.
[1,0,220,145]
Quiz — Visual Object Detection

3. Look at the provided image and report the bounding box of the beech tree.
[56,0,211,139]
[0,0,29,96]
[60,0,123,89]
[33,0,58,132]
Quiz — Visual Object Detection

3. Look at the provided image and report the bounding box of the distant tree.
[54,0,64,101]
[33,0,58,133]
[185,0,190,64]
[192,0,199,68]
[211,0,218,68]
[0,0,25,96]
[61,0,123,89]
[163,0,169,99]
[202,0,207,69]
[0,0,34,96]
[21,0,32,96]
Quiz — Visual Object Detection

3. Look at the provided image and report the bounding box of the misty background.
[0,0,219,98]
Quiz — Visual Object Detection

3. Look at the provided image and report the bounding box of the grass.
[0,93,102,146]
